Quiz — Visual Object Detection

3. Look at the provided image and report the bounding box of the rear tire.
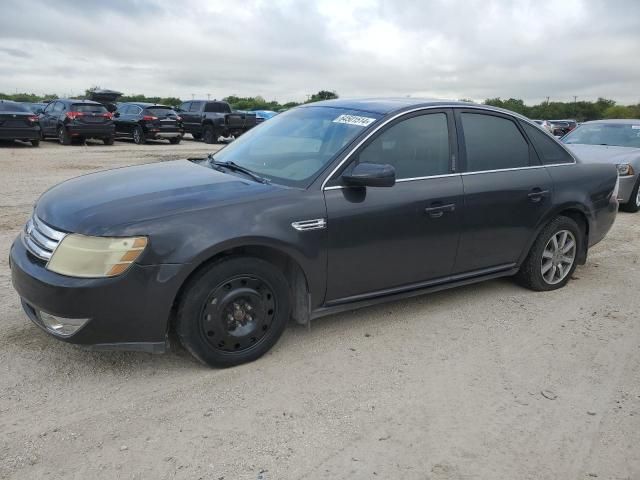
[57,126,71,145]
[516,215,582,291]
[203,125,216,144]
[103,136,114,146]
[176,256,291,368]
[620,178,640,213]
[133,126,146,145]
[169,136,181,145]
[30,139,40,147]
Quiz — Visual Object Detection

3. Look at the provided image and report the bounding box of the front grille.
[23,215,66,261]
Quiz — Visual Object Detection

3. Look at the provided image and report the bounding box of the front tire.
[30,139,40,147]
[169,136,181,145]
[191,132,202,141]
[516,215,582,291]
[176,257,291,367]
[620,177,640,213]
[103,136,114,146]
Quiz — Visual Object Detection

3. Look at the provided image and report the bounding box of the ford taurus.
[10,99,619,367]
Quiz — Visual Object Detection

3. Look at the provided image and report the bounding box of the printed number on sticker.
[333,115,376,127]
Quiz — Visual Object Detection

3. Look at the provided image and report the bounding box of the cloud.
[0,0,638,104]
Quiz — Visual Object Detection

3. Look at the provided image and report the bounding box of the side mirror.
[343,162,396,188]
[113,112,120,118]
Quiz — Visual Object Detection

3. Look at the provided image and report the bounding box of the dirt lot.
[1,138,639,480]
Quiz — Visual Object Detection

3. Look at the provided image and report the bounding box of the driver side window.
[357,113,451,179]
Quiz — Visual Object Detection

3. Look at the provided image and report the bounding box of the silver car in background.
[562,119,640,212]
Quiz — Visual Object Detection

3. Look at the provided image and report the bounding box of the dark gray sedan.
[10,99,619,367]
[563,119,640,212]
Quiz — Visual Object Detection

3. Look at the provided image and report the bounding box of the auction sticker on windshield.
[333,114,377,127]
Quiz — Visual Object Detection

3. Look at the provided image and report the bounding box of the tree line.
[0,89,339,112]
[1,89,637,120]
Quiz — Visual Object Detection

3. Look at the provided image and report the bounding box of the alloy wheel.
[541,229,576,285]
[200,275,276,353]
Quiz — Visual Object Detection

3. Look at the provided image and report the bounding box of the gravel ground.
[1,138,639,480]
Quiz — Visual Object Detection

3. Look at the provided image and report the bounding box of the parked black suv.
[177,100,257,143]
[11,99,619,367]
[39,99,115,145]
[114,103,184,144]
[0,100,41,146]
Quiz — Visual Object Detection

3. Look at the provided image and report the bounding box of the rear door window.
[205,102,231,113]
[461,112,530,171]
[0,102,29,112]
[520,122,574,165]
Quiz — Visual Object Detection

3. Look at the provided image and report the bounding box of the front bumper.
[617,174,638,204]
[9,236,185,352]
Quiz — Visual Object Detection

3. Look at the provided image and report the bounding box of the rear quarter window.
[521,122,574,164]
[145,107,177,117]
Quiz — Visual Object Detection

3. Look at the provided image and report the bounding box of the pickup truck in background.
[177,100,257,143]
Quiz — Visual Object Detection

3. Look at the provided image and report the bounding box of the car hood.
[564,144,640,165]
[35,160,281,235]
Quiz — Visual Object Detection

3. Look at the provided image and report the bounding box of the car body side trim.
[312,264,519,319]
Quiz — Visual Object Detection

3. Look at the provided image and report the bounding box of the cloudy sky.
[1,0,638,104]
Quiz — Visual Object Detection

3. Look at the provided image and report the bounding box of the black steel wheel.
[176,256,291,367]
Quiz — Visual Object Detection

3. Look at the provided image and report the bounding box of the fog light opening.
[38,311,89,337]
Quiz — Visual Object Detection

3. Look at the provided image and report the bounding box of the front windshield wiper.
[207,154,270,184]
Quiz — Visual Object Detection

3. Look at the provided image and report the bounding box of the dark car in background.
[0,100,41,147]
[10,99,618,367]
[177,100,257,143]
[114,103,184,144]
[547,119,577,137]
[39,99,115,145]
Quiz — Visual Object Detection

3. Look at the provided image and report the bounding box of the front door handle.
[528,188,549,203]
[425,203,456,218]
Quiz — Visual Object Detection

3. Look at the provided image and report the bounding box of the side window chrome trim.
[324,173,460,190]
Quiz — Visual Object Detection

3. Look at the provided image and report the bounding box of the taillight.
[27,115,39,123]
[142,115,158,121]
[103,112,113,119]
[65,111,84,120]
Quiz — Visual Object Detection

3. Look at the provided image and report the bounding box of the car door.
[187,101,203,132]
[113,104,129,135]
[324,109,464,302]
[126,105,142,136]
[453,109,554,273]
[40,101,58,135]
[177,102,192,131]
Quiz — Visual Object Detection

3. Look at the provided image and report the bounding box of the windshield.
[562,123,640,148]
[211,106,381,187]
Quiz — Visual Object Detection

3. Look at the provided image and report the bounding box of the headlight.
[616,164,634,176]
[47,234,147,278]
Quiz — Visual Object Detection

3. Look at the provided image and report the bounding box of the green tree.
[603,105,636,119]
[307,90,338,103]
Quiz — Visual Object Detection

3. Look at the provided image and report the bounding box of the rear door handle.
[425,203,456,218]
[528,188,549,202]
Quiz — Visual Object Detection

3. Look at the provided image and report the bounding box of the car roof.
[582,119,640,125]
[189,100,226,103]
[299,97,532,121]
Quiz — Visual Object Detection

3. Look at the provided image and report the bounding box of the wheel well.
[558,208,589,264]
[169,245,310,333]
